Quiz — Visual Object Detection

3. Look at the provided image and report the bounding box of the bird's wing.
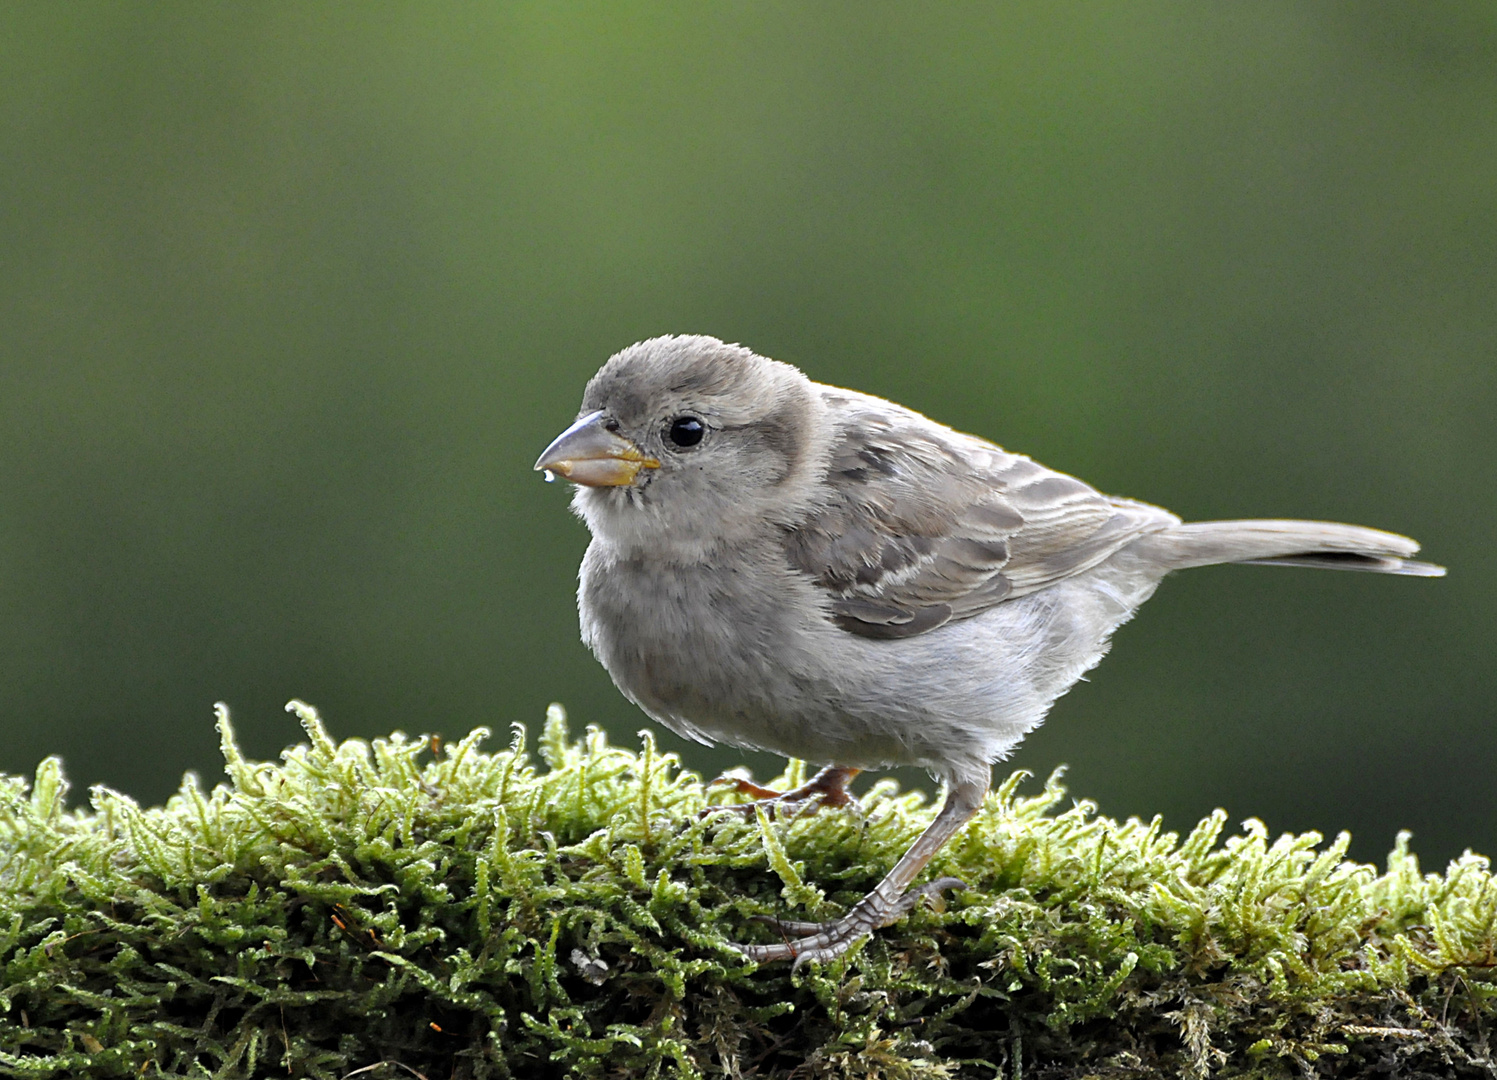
[783,390,1178,639]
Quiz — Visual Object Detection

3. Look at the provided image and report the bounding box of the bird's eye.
[667,416,705,448]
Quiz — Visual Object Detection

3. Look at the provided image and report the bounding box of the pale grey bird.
[534,334,1444,965]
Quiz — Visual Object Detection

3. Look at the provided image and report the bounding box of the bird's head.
[536,335,831,556]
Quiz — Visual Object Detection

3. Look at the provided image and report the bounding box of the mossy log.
[0,701,1493,1078]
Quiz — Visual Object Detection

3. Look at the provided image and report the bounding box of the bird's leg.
[710,765,861,815]
[734,774,989,967]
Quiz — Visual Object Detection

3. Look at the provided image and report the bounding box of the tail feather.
[1141,519,1446,577]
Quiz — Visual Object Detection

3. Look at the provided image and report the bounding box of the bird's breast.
[576,539,834,747]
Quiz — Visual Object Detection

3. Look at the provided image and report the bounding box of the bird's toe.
[731,876,966,966]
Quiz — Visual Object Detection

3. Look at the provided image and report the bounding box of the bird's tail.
[1138,519,1446,577]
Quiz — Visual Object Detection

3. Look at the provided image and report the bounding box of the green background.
[2,4,1492,865]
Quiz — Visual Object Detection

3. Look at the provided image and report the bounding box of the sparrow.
[534,335,1444,965]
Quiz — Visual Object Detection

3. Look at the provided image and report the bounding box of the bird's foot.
[707,765,860,817]
[733,876,965,968]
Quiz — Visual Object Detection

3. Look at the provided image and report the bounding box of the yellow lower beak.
[535,411,661,487]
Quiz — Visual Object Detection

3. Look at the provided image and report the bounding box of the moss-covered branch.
[0,702,1493,1078]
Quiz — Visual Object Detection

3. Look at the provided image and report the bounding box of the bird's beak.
[534,410,661,487]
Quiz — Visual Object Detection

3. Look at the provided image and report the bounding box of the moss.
[0,701,1493,1079]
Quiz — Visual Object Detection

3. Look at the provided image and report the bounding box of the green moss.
[0,702,1492,1079]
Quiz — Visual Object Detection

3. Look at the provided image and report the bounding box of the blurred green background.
[2,4,1492,865]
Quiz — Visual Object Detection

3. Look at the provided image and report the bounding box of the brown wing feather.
[783,390,1178,638]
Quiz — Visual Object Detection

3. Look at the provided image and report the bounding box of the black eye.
[667,416,705,448]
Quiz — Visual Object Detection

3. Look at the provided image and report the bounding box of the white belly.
[579,539,1166,785]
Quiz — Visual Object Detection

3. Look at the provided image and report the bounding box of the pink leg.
[734,774,989,966]
[710,765,861,815]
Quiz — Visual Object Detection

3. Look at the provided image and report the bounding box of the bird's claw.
[704,765,860,818]
[710,776,786,801]
[732,876,966,968]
